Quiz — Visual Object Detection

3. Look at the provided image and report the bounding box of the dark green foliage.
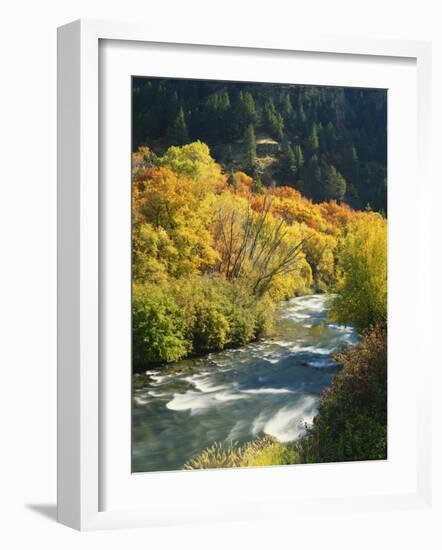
[305,154,323,201]
[168,107,189,145]
[132,284,191,366]
[294,144,304,171]
[264,99,284,140]
[307,122,320,156]
[297,324,387,463]
[244,124,257,169]
[324,165,346,201]
[281,140,297,180]
[132,77,387,211]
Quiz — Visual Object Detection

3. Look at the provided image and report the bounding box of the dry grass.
[183,436,297,470]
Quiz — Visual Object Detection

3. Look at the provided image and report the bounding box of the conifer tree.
[294,144,304,171]
[308,122,320,156]
[324,165,347,201]
[306,154,322,200]
[283,92,293,122]
[244,124,257,170]
[170,107,189,145]
[264,99,284,140]
[243,92,257,125]
[297,102,307,133]
[282,140,297,179]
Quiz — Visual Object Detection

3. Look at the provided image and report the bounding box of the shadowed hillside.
[133,78,387,212]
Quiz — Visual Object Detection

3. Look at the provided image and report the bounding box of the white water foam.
[289,343,331,355]
[184,374,228,393]
[273,340,294,347]
[149,374,171,385]
[166,389,249,413]
[133,396,150,406]
[242,388,295,395]
[251,396,318,442]
[225,420,249,442]
[289,295,327,311]
[148,390,169,398]
[166,391,215,412]
[283,311,311,320]
[215,392,249,402]
[262,356,282,365]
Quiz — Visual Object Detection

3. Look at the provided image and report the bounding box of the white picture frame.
[57,19,432,531]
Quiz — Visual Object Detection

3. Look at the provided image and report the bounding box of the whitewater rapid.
[132,294,357,472]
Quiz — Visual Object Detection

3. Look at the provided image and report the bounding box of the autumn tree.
[132,78,387,211]
[330,215,387,330]
[213,194,312,298]
[160,141,227,196]
[132,164,218,278]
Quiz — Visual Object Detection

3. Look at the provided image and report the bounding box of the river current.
[132,294,357,472]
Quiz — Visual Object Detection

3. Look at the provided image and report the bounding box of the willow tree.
[213,193,312,298]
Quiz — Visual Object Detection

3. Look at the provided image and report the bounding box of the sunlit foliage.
[132,277,274,368]
[133,78,387,211]
[131,142,387,368]
[330,214,387,331]
[184,436,298,470]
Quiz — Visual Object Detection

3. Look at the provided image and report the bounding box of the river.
[132,294,357,472]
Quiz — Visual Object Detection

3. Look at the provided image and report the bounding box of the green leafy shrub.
[132,283,191,367]
[192,301,230,352]
[133,276,274,368]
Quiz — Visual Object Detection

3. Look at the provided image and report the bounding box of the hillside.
[132,78,387,212]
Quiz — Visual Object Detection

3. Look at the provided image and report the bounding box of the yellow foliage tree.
[133,165,218,278]
[330,214,387,330]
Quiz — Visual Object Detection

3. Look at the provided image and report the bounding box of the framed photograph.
[57,19,432,530]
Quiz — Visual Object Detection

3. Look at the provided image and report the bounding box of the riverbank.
[132,294,357,472]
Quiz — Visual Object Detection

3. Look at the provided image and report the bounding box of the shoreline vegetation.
[132,62,387,469]
[184,324,387,469]
[131,141,387,467]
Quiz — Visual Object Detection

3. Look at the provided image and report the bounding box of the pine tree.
[308,122,320,156]
[297,102,307,133]
[283,92,293,119]
[282,140,297,179]
[264,99,284,140]
[343,145,359,182]
[325,121,336,153]
[225,144,234,168]
[219,90,231,112]
[167,91,179,125]
[170,107,189,145]
[306,154,322,200]
[244,124,257,170]
[324,165,347,201]
[294,144,304,171]
[232,91,256,139]
[243,92,257,125]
